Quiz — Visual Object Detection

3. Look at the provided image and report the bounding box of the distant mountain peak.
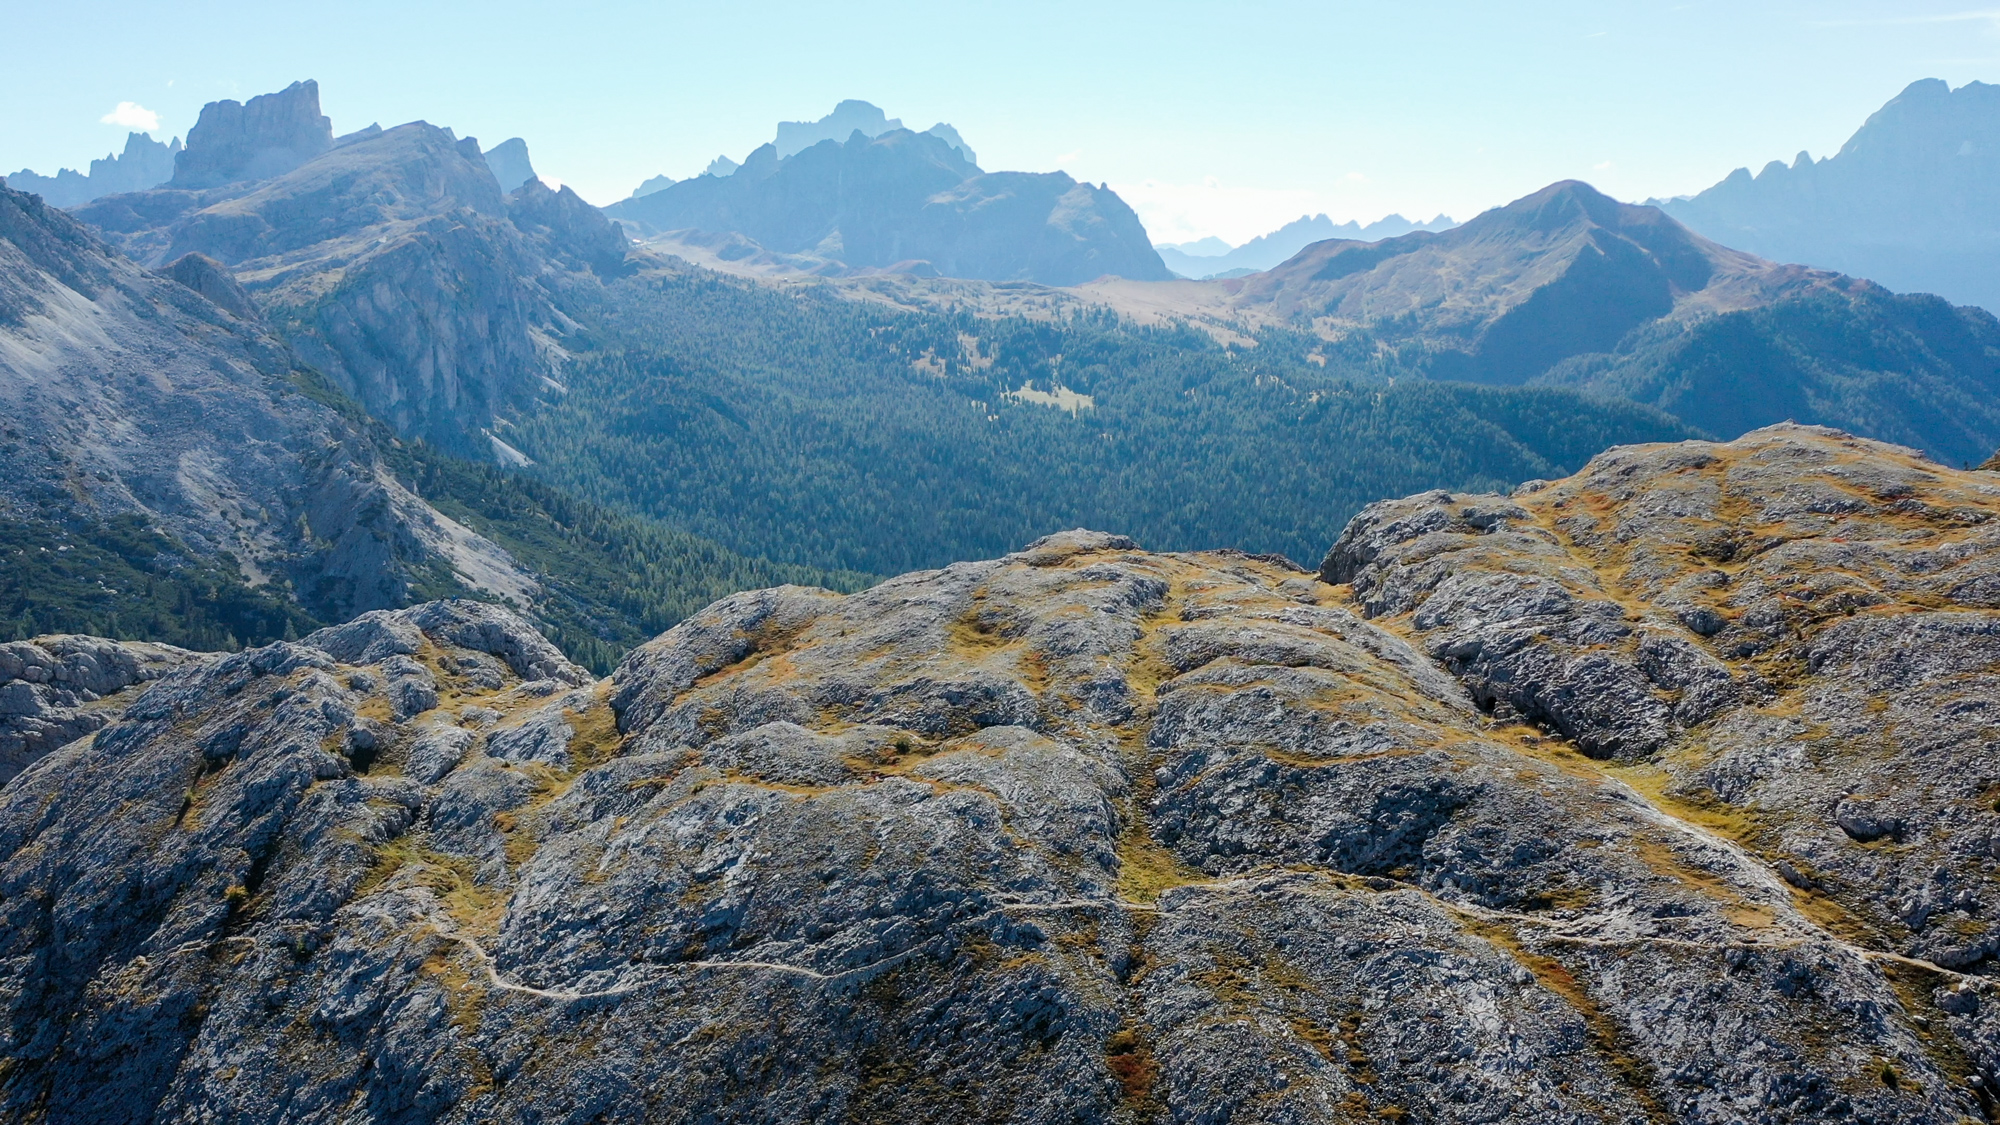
[605,125,1164,284]
[170,79,333,189]
[1659,78,2000,311]
[5,131,181,208]
[765,100,977,169]
[775,100,903,158]
[1155,211,1457,279]
[482,137,536,192]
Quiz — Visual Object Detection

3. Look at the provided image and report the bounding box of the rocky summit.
[4,426,2000,1123]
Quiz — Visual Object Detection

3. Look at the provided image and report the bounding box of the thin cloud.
[100,101,160,130]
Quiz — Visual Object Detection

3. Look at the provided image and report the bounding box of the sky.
[5,1,2000,247]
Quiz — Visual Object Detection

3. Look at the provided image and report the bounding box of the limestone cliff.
[7,428,2000,1122]
[71,102,628,459]
[0,178,539,662]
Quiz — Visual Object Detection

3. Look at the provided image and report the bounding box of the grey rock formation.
[0,634,197,782]
[70,107,620,458]
[71,103,628,458]
[0,176,538,656]
[169,79,334,189]
[7,466,1999,1120]
[1325,424,2000,977]
[4,132,181,208]
[482,137,537,193]
[774,99,906,158]
[162,251,257,318]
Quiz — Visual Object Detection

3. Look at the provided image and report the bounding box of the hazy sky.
[6,1,1999,245]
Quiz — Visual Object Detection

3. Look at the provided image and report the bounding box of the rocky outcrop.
[0,635,197,783]
[71,97,626,459]
[169,79,334,189]
[7,479,1999,1120]
[1325,424,2000,975]
[163,251,257,318]
[482,137,536,192]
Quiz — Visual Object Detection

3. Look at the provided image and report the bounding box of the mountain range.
[1083,179,2000,466]
[4,131,181,208]
[1156,211,1458,279]
[5,77,1999,642]
[8,76,2000,1125]
[607,125,1172,285]
[1660,78,2000,313]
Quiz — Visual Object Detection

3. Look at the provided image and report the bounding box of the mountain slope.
[1076,179,2000,462]
[1227,180,1833,384]
[0,179,522,624]
[1661,78,2000,313]
[5,427,1999,1121]
[607,128,1170,285]
[0,176,863,679]
[1537,286,2000,467]
[73,85,629,460]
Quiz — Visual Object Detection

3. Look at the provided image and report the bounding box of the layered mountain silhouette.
[1660,79,2000,313]
[482,137,538,192]
[4,132,180,208]
[1157,212,1457,279]
[608,122,1168,285]
[1223,181,1832,383]
[1090,179,2000,464]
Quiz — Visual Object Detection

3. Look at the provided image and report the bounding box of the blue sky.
[7,1,2000,244]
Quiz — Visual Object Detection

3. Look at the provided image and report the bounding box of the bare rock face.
[168,79,334,190]
[1326,422,2000,990]
[5,502,1997,1121]
[0,177,540,655]
[74,106,626,459]
[0,635,198,783]
[163,251,256,318]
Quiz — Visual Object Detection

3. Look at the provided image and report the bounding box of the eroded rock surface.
[6,494,1997,1122]
[1325,425,2000,974]
[0,635,198,783]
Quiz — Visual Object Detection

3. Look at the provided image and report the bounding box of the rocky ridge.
[5,427,2000,1122]
[70,82,628,459]
[1661,78,2000,313]
[0,634,196,784]
[0,178,539,626]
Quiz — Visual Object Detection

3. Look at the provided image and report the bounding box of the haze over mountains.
[3,75,1999,641]
[1661,78,2000,313]
[9,70,2000,1125]
[1157,212,1458,279]
[4,131,180,208]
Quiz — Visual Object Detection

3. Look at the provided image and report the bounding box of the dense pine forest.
[512,269,1701,575]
